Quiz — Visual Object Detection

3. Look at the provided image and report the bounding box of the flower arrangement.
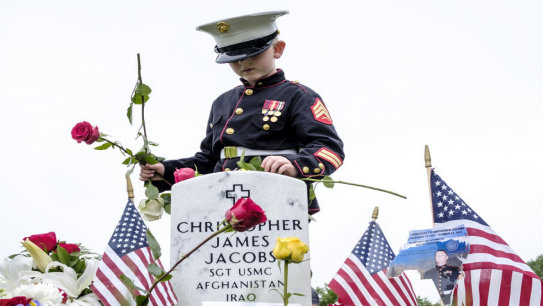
[0,232,101,306]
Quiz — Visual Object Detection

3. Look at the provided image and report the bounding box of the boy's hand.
[261,156,298,177]
[139,163,165,181]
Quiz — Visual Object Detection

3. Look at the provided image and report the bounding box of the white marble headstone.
[170,171,311,306]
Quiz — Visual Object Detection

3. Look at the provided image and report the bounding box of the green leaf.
[143,155,158,165]
[159,274,172,282]
[122,157,132,165]
[72,258,85,273]
[135,83,152,96]
[292,293,305,296]
[309,184,316,201]
[285,292,292,300]
[156,156,165,162]
[145,183,159,200]
[161,193,171,215]
[146,229,161,260]
[126,148,133,156]
[135,295,149,306]
[237,161,256,171]
[148,140,159,147]
[127,104,133,125]
[69,255,79,267]
[147,263,165,278]
[119,275,148,294]
[249,156,265,171]
[131,94,149,105]
[308,214,316,222]
[94,143,112,150]
[57,246,70,266]
[323,176,335,188]
[50,252,59,262]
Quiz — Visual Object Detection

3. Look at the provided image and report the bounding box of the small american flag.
[329,221,418,306]
[91,199,178,306]
[431,170,542,305]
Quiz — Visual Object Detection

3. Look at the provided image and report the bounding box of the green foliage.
[146,229,161,260]
[315,283,338,306]
[309,184,316,201]
[417,296,441,306]
[147,263,165,278]
[131,83,151,105]
[237,150,264,171]
[94,143,112,150]
[145,183,159,200]
[323,176,334,188]
[119,274,148,294]
[127,104,133,125]
[135,295,149,306]
[161,193,171,214]
[57,246,70,265]
[527,254,543,280]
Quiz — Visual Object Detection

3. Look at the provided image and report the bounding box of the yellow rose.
[272,237,309,263]
[21,239,53,272]
[138,198,165,221]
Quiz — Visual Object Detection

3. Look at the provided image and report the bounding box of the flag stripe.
[530,277,543,306]
[463,260,538,278]
[520,273,533,306]
[346,257,390,305]
[509,271,524,306]
[96,265,134,305]
[466,227,508,245]
[90,281,111,306]
[341,263,379,305]
[469,243,526,264]
[498,270,512,305]
[397,273,417,306]
[465,270,474,306]
[477,268,491,305]
[401,273,418,305]
[388,275,411,306]
[157,258,178,303]
[329,275,361,306]
[338,268,370,305]
[139,247,169,306]
[487,269,502,306]
[127,251,160,306]
[374,271,404,306]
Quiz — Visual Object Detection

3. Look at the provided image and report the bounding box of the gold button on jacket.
[245,89,253,95]
[236,108,244,115]
[314,168,321,173]
[226,128,234,134]
[263,124,270,130]
[303,166,309,173]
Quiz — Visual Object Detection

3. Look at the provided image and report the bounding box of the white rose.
[11,283,63,306]
[138,198,165,221]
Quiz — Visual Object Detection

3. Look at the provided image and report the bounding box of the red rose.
[56,243,81,255]
[224,197,267,232]
[71,121,100,145]
[23,232,57,252]
[174,168,194,183]
[0,296,32,306]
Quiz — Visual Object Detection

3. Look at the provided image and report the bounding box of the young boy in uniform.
[140,10,344,214]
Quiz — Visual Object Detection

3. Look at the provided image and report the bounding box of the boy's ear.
[273,40,286,59]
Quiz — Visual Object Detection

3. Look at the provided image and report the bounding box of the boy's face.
[228,40,286,87]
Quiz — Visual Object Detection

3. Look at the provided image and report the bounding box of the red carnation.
[71,121,100,145]
[23,232,57,252]
[0,296,32,306]
[224,197,267,232]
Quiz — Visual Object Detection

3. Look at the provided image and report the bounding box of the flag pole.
[371,206,379,221]
[126,174,135,204]
[425,145,434,228]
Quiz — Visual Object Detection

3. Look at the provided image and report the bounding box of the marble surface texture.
[170,171,311,306]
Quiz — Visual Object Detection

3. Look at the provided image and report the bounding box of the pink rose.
[225,197,267,232]
[23,232,57,252]
[71,121,100,145]
[55,243,81,255]
[174,168,195,183]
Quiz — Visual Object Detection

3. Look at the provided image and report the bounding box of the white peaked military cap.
[196,10,289,64]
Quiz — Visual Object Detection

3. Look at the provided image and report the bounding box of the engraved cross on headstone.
[226,184,250,205]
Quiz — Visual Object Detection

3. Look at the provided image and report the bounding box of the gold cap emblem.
[217,22,230,33]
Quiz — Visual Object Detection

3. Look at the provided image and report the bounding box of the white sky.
[0,0,542,303]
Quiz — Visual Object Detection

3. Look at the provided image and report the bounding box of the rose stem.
[101,137,172,187]
[137,54,148,142]
[283,261,289,306]
[300,178,407,199]
[145,224,233,298]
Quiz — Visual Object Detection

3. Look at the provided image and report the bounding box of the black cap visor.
[214,32,277,64]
